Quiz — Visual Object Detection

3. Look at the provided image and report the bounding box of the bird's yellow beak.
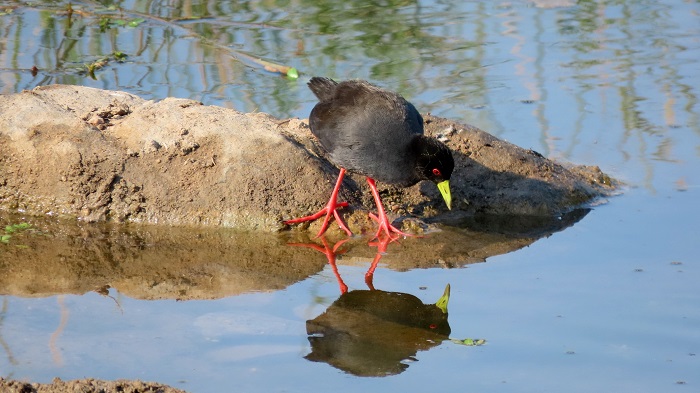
[437,180,452,210]
[435,283,451,314]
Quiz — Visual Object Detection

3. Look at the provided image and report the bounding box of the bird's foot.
[284,168,352,238]
[368,212,416,241]
[284,201,351,238]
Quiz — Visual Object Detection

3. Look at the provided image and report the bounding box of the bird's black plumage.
[285,77,454,239]
[307,77,454,187]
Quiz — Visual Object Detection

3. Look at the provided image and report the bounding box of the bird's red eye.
[432,168,442,177]
[429,324,437,329]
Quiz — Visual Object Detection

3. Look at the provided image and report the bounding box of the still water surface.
[1,0,699,392]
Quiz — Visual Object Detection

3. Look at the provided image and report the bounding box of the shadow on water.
[437,208,590,239]
[0,208,588,300]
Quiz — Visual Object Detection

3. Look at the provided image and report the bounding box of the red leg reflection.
[288,237,350,294]
[364,233,395,290]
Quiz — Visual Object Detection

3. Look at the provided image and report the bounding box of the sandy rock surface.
[0,377,188,393]
[0,85,615,234]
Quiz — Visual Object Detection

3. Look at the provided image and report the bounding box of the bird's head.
[414,137,454,210]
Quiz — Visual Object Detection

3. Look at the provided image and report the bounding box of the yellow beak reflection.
[435,283,451,314]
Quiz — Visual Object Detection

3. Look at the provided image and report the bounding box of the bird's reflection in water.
[291,235,451,377]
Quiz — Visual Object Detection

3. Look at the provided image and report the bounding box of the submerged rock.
[0,85,616,233]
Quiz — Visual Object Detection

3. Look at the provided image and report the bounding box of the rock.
[0,377,188,393]
[0,85,616,233]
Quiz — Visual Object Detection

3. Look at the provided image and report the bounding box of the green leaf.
[1,234,11,243]
[86,63,97,80]
[5,223,29,232]
[127,18,145,27]
[99,17,113,32]
[451,338,487,346]
[286,67,299,79]
[113,51,127,61]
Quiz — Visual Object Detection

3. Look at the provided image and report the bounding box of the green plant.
[98,15,145,32]
[1,222,32,244]
[84,51,129,79]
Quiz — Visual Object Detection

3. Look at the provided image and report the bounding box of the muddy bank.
[0,85,615,234]
[0,377,188,393]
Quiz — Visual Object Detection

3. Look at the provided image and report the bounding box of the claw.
[365,177,418,241]
[284,168,352,237]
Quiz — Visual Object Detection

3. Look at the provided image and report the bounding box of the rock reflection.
[298,236,452,376]
[0,206,589,300]
[0,213,327,299]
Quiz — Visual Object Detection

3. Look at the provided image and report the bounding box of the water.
[1,0,699,392]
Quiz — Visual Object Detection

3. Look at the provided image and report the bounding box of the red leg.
[366,177,415,240]
[284,168,352,238]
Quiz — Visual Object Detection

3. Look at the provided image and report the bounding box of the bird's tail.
[308,77,338,102]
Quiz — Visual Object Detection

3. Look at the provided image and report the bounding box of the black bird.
[285,77,454,239]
